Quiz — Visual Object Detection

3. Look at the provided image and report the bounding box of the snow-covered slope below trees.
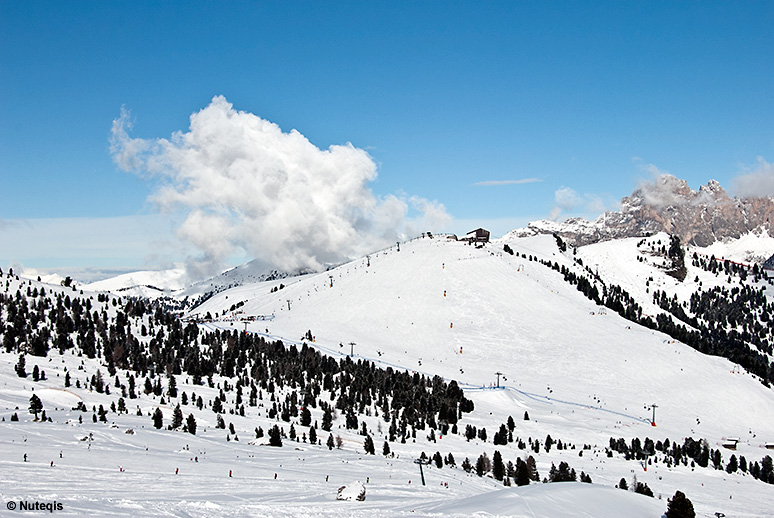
[3,232,774,517]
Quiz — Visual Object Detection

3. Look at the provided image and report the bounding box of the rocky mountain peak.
[509,175,774,252]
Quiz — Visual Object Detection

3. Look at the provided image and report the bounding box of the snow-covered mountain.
[1,259,681,517]
[81,266,189,298]
[508,174,774,252]
[76,259,306,303]
[3,225,774,516]
[178,233,774,515]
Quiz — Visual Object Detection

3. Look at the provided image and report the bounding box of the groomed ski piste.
[2,233,774,517]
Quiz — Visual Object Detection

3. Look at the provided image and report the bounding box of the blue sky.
[1,1,773,279]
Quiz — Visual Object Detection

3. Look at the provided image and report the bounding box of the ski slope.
[181,234,774,516]
[3,234,774,517]
[191,235,774,442]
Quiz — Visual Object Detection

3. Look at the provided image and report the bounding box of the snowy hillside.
[0,269,670,518]
[184,234,774,516]
[2,231,774,517]
[82,266,188,298]
[190,235,774,435]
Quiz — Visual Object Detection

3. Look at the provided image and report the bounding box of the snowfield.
[3,233,774,517]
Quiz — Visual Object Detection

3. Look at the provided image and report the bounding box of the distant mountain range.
[508,174,774,252]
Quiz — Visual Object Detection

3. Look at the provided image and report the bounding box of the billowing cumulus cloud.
[110,96,450,277]
[731,157,774,198]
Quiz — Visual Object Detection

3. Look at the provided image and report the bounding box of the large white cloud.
[110,96,450,276]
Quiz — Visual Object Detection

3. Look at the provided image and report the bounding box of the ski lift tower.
[650,404,658,427]
[495,371,503,388]
[414,457,431,485]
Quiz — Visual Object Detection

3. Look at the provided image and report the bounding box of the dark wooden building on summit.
[463,228,490,243]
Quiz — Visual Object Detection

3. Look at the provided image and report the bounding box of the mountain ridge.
[507,174,774,251]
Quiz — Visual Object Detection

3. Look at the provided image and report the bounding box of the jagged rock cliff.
[508,175,774,249]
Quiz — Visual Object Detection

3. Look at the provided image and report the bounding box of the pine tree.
[633,480,654,497]
[475,453,491,477]
[363,435,375,455]
[152,408,163,429]
[726,454,738,473]
[761,455,773,483]
[94,370,104,393]
[15,355,27,378]
[167,375,178,398]
[29,394,43,419]
[618,477,629,490]
[327,433,335,450]
[186,413,197,435]
[515,458,530,486]
[665,490,695,518]
[383,441,391,456]
[345,408,358,429]
[171,404,183,429]
[309,426,317,445]
[527,455,540,481]
[269,425,283,447]
[493,424,508,445]
[492,451,505,481]
[321,407,333,431]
